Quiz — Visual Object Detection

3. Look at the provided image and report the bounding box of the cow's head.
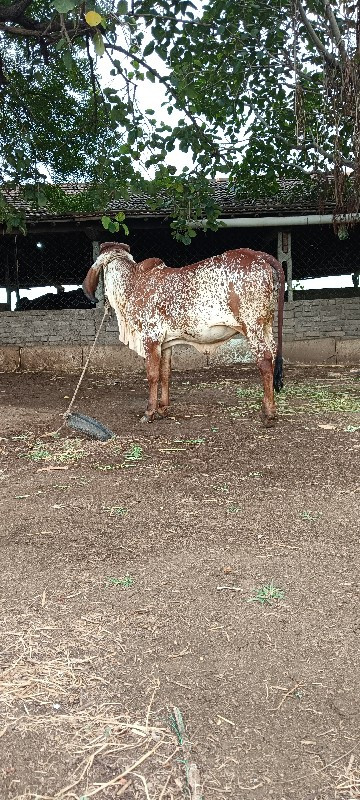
[100,242,131,255]
[82,242,132,302]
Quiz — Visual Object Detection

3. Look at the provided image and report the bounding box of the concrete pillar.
[277,230,293,302]
[92,241,100,261]
[92,240,104,307]
[5,255,12,310]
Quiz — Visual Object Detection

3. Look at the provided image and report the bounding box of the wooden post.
[277,230,293,302]
[92,240,104,307]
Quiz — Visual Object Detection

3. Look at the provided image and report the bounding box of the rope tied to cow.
[62,300,111,421]
[40,300,115,440]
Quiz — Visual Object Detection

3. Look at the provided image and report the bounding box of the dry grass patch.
[335,754,360,799]
[0,623,184,799]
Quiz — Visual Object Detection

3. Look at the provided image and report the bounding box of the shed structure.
[0,179,359,370]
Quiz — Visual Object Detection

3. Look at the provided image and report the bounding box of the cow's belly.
[163,324,242,354]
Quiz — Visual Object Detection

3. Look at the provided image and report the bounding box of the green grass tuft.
[248,580,285,606]
[234,383,360,415]
[106,574,134,589]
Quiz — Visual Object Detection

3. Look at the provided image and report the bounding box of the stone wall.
[280,297,360,340]
[0,296,359,371]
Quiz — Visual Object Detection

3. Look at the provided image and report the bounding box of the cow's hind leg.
[257,351,277,426]
[156,347,172,419]
[141,342,161,423]
[246,322,276,426]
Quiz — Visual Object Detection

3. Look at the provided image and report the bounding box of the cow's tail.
[261,253,285,392]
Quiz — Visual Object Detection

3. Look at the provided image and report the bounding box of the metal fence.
[291,225,360,281]
[1,221,360,311]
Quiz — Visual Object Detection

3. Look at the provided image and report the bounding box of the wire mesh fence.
[0,220,359,311]
[291,225,360,281]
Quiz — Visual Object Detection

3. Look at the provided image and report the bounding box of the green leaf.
[121,223,129,236]
[143,41,155,57]
[101,215,112,229]
[62,49,75,70]
[115,211,125,222]
[93,32,105,57]
[53,0,76,12]
[155,47,167,61]
[117,0,128,14]
[146,71,156,83]
[55,38,67,51]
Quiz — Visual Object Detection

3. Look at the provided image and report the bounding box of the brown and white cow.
[83,243,285,425]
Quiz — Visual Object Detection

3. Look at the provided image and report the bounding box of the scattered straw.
[335,753,360,799]
[272,683,304,712]
[320,738,360,773]
[171,706,203,800]
[0,622,183,799]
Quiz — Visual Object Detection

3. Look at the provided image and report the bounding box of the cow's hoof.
[260,408,277,427]
[154,409,167,420]
[140,413,154,424]
[263,416,277,428]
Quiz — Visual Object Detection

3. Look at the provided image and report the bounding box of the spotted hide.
[82,242,285,425]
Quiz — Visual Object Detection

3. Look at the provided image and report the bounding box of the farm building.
[0,178,359,371]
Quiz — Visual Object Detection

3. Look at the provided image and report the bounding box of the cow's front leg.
[157,347,172,418]
[257,350,276,426]
[141,342,161,423]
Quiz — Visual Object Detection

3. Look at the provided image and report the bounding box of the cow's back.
[131,249,275,327]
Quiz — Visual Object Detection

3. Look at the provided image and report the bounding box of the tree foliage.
[1,0,360,236]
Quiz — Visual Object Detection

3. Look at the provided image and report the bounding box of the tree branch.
[0,14,89,41]
[104,40,223,159]
[308,134,354,168]
[0,51,7,87]
[0,22,43,38]
[297,0,337,65]
[0,0,33,21]
[324,0,348,62]
[277,130,355,169]
[86,33,98,129]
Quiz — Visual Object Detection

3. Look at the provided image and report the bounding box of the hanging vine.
[294,0,360,225]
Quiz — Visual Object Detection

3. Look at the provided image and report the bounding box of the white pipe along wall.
[216,213,360,228]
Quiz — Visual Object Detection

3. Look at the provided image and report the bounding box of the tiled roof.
[1,177,336,222]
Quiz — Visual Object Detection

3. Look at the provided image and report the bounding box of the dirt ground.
[0,363,360,800]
